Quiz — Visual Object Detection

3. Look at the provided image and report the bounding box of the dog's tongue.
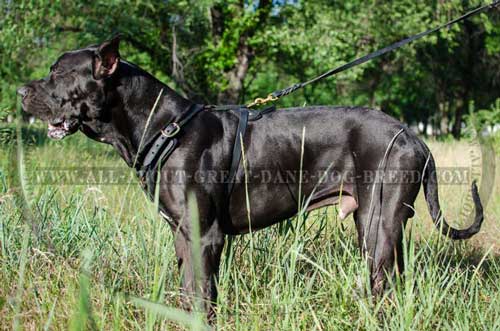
[48,123,61,130]
[47,122,67,140]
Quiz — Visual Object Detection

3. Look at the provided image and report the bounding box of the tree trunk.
[218,41,251,104]
[439,101,449,135]
[452,98,466,139]
[212,0,272,104]
[453,20,475,140]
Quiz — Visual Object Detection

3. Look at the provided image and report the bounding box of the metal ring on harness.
[161,123,180,137]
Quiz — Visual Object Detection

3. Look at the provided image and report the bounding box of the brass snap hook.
[247,94,278,108]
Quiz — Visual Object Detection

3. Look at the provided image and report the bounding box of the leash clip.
[161,122,180,137]
[247,94,278,108]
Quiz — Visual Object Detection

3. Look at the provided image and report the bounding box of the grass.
[0,128,499,330]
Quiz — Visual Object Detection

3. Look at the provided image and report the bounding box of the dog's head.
[18,36,121,140]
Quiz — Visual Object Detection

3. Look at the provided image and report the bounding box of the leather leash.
[247,1,500,108]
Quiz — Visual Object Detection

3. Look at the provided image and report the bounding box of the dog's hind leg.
[354,180,418,296]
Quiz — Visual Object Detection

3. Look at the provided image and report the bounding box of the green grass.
[0,130,499,330]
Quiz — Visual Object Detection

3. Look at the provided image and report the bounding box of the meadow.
[0,127,499,330]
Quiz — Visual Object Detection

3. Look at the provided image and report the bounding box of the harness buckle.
[161,123,180,137]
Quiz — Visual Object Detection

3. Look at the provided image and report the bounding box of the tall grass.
[0,130,498,330]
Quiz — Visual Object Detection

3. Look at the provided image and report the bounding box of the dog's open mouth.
[47,119,79,140]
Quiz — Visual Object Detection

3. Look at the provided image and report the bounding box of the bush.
[465,99,500,135]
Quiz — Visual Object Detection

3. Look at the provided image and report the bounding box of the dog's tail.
[422,153,484,240]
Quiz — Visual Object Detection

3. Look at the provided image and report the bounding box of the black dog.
[19,36,484,319]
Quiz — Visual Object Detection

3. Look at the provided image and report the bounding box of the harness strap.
[225,105,276,196]
[137,103,276,204]
[142,138,178,200]
[138,104,205,174]
[227,108,249,196]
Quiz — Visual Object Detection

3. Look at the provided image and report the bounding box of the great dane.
[19,36,483,320]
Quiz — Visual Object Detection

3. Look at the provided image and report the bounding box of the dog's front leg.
[173,221,225,322]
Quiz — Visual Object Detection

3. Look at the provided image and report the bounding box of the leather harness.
[135,103,276,204]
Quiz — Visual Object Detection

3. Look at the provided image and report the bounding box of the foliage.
[1,0,59,118]
[465,98,500,133]
[1,0,500,135]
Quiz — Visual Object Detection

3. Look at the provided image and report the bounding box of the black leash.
[247,0,500,108]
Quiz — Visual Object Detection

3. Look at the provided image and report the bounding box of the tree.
[1,0,499,139]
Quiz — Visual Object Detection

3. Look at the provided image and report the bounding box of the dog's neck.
[80,61,193,167]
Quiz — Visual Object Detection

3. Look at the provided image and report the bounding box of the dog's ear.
[93,35,121,80]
